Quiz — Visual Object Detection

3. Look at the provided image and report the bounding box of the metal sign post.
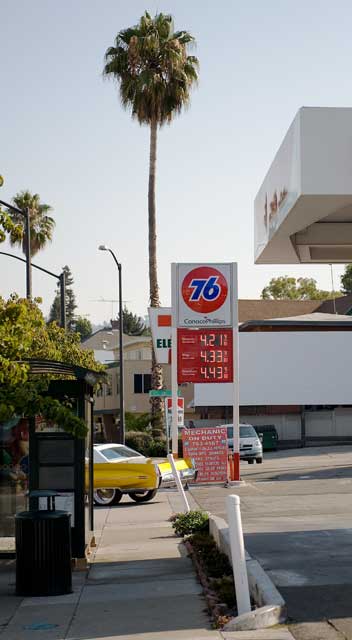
[171,264,178,455]
[232,263,240,481]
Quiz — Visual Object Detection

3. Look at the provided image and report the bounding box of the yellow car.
[92,444,160,506]
[158,457,197,487]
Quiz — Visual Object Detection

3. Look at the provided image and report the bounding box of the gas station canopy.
[255,107,352,264]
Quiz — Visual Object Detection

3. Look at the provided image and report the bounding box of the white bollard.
[226,494,251,616]
[167,454,190,513]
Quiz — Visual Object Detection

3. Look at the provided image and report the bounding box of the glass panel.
[240,426,257,438]
[38,439,74,464]
[39,467,74,490]
[143,374,152,394]
[100,445,142,460]
[0,417,29,540]
[134,374,142,394]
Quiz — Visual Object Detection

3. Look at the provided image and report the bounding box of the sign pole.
[232,262,240,481]
[171,264,179,456]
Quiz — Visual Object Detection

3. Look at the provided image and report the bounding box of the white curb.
[209,515,287,631]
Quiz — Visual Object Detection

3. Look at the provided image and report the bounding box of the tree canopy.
[261,276,340,300]
[341,265,352,295]
[0,295,104,436]
[113,306,147,335]
[103,11,199,127]
[6,190,55,257]
[48,265,77,331]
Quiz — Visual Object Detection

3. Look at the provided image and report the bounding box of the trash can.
[15,490,72,596]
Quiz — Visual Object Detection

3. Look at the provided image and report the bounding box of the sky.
[1,0,351,324]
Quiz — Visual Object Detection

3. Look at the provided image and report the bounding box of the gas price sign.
[177,328,233,383]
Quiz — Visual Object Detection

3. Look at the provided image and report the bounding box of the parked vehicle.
[253,424,278,451]
[158,457,197,487]
[218,423,263,464]
[92,444,160,506]
[90,444,197,505]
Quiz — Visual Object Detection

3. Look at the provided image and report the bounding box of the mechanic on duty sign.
[175,263,233,328]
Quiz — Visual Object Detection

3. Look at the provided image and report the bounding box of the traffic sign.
[149,389,181,398]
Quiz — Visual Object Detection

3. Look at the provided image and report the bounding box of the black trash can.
[15,490,72,596]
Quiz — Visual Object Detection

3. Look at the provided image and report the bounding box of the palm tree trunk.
[148,119,163,438]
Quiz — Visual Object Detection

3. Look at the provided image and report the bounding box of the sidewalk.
[0,490,293,640]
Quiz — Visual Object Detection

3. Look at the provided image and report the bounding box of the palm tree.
[7,190,55,257]
[104,11,198,424]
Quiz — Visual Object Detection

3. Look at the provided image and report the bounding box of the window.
[134,373,152,394]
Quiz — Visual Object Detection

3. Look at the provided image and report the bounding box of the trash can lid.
[28,490,60,498]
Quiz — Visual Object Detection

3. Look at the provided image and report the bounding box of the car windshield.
[240,426,257,438]
[100,446,142,461]
[227,427,233,438]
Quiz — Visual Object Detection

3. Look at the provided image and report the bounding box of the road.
[190,446,352,640]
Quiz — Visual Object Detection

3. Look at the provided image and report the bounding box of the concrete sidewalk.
[0,490,293,640]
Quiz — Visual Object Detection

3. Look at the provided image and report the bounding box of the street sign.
[174,263,233,328]
[177,328,233,384]
[149,389,180,398]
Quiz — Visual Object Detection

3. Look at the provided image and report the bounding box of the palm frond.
[103,12,198,126]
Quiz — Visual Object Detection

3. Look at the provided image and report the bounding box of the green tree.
[114,306,146,335]
[104,11,198,429]
[341,265,352,294]
[74,316,93,340]
[0,175,22,245]
[48,266,77,330]
[261,276,339,300]
[6,190,55,257]
[0,295,104,436]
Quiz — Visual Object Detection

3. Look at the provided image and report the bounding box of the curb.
[209,515,287,631]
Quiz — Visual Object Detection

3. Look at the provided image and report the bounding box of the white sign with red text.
[165,397,184,429]
[175,263,233,328]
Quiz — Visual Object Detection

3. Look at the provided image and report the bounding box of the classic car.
[91,443,197,505]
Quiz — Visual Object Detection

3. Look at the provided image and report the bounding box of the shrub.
[171,510,209,537]
[148,440,167,457]
[211,575,236,608]
[125,430,153,455]
[190,532,232,578]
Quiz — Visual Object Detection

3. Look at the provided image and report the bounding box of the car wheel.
[248,459,255,464]
[94,489,122,506]
[128,489,158,503]
[256,458,263,464]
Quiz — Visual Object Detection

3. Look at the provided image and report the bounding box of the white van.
[220,423,263,464]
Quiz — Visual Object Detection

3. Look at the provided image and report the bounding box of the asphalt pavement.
[190,445,352,640]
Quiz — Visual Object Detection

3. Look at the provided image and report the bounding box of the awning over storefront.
[255,107,352,264]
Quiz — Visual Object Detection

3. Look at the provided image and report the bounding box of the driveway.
[190,446,352,640]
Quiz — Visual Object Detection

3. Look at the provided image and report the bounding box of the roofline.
[240,319,352,331]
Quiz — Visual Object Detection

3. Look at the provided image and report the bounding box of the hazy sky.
[1,1,350,324]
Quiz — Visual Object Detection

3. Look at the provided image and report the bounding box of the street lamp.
[0,199,31,299]
[0,251,66,328]
[98,245,125,444]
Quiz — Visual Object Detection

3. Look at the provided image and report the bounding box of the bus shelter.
[0,360,104,560]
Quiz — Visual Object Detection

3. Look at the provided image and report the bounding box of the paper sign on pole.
[182,427,228,483]
[165,397,184,430]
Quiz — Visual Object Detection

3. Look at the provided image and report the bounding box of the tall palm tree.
[7,190,55,257]
[104,12,198,423]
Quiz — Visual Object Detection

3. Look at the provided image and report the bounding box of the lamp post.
[0,199,31,299]
[98,245,125,444]
[0,251,66,329]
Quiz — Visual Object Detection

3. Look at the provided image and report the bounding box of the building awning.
[255,107,352,264]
